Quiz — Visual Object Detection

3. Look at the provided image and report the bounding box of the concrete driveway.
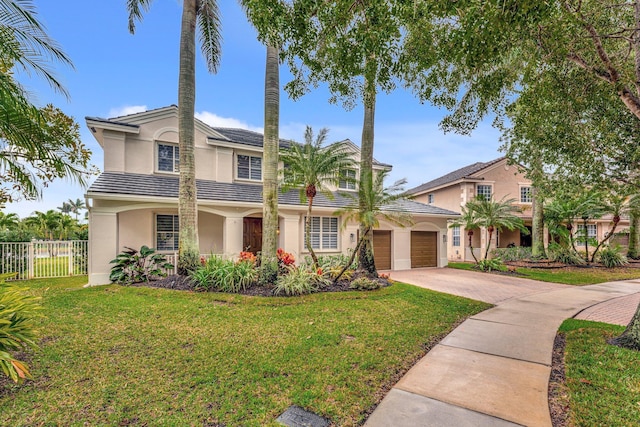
[389,268,570,305]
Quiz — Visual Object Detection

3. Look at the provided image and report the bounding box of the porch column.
[280,215,300,260]
[223,215,244,258]
[88,211,118,286]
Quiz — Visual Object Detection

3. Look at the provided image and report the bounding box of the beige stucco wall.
[87,197,451,285]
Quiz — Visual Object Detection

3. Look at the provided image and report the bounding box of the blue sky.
[5,0,503,218]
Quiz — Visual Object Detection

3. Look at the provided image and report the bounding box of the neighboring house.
[407,157,629,261]
[85,106,459,285]
[407,157,532,261]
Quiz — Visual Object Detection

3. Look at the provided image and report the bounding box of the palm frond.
[197,0,222,73]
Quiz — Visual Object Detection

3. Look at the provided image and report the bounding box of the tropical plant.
[57,202,72,215]
[547,243,586,266]
[127,0,221,275]
[0,273,40,383]
[67,198,85,221]
[334,169,413,279]
[0,2,93,204]
[191,256,257,293]
[274,266,330,296]
[280,127,356,269]
[477,258,507,272]
[109,246,173,285]
[469,197,528,260]
[597,246,629,269]
[349,276,381,291]
[302,253,357,281]
[491,247,533,262]
[449,206,480,264]
[0,212,19,231]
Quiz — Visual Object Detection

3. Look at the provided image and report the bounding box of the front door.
[521,226,532,247]
[243,218,262,254]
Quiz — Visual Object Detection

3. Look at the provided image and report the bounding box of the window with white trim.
[158,143,179,173]
[452,226,460,246]
[339,169,356,190]
[428,194,434,204]
[476,184,492,200]
[520,186,532,203]
[237,154,262,180]
[307,216,339,250]
[156,214,179,251]
[577,224,597,246]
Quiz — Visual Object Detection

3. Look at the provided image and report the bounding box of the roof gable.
[407,157,506,195]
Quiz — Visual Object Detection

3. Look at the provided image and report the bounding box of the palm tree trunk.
[468,231,479,264]
[305,197,319,268]
[334,229,369,283]
[531,187,545,258]
[177,0,200,275]
[590,219,619,263]
[610,301,640,350]
[582,219,590,264]
[262,45,279,269]
[484,229,493,260]
[358,74,377,277]
[628,213,640,259]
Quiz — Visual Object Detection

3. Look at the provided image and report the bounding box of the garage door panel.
[411,231,437,268]
[373,230,391,270]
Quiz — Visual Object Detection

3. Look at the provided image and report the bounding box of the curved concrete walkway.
[365,269,640,427]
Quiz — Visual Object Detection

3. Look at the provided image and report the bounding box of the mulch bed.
[549,333,570,427]
[131,273,391,297]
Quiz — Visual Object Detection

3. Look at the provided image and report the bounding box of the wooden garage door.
[411,231,437,268]
[373,230,392,270]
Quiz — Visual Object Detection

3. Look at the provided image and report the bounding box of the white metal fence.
[0,240,88,280]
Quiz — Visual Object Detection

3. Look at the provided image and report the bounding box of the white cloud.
[195,111,263,133]
[108,105,148,118]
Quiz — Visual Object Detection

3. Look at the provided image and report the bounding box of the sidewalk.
[365,273,640,426]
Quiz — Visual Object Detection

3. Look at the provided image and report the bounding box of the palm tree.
[0,2,91,204]
[449,206,480,264]
[0,212,19,232]
[67,198,85,221]
[25,210,61,240]
[333,169,413,279]
[281,127,356,269]
[465,197,528,260]
[128,0,221,274]
[58,202,72,215]
[260,44,280,275]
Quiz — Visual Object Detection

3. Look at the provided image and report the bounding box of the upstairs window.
[476,184,492,200]
[520,186,532,203]
[237,154,262,180]
[428,194,434,204]
[339,169,356,190]
[156,214,179,251]
[158,143,179,173]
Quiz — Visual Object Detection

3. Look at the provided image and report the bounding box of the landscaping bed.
[0,276,489,426]
[138,273,391,296]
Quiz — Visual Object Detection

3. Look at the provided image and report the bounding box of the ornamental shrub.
[349,277,381,290]
[274,266,330,296]
[598,246,629,268]
[0,274,40,383]
[109,246,173,285]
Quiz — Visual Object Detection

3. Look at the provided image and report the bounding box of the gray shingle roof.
[88,172,459,216]
[406,157,506,195]
[210,127,292,149]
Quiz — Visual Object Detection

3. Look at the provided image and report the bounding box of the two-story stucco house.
[407,157,534,261]
[85,106,459,285]
[407,157,630,261]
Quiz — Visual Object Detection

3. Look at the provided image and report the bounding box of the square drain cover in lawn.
[276,405,330,427]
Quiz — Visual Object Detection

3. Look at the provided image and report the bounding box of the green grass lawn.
[559,319,640,426]
[447,262,640,285]
[0,276,489,426]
